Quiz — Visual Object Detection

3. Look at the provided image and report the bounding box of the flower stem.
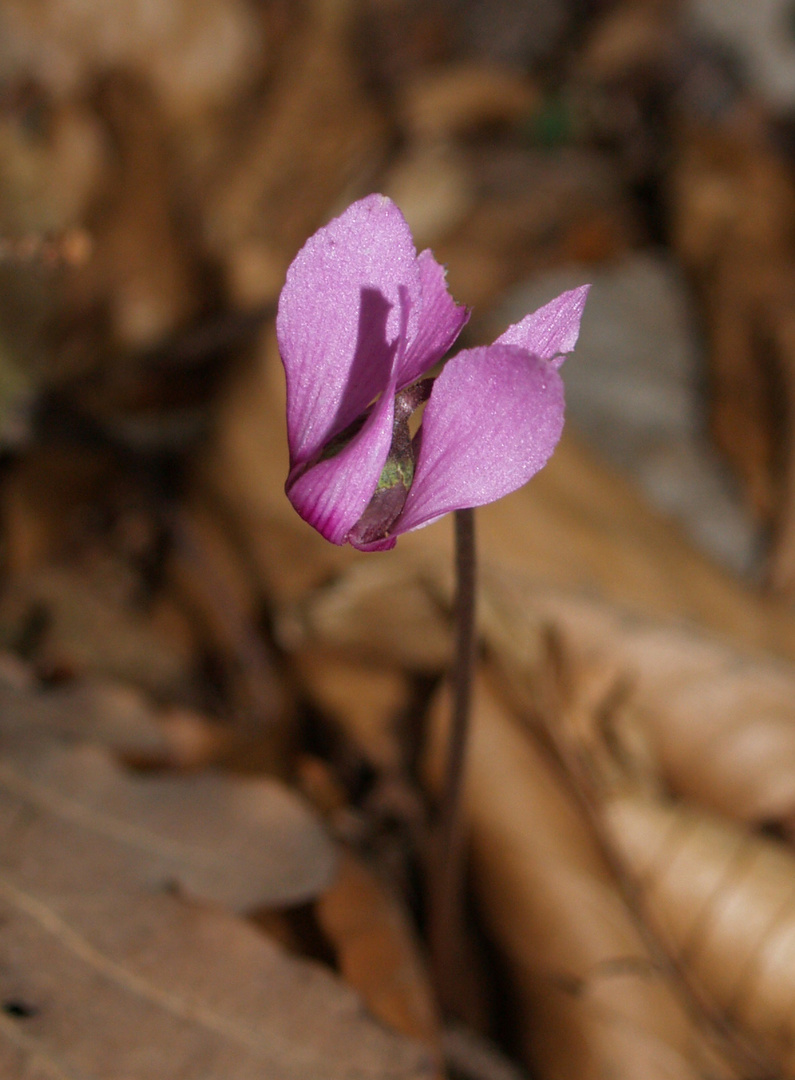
[429,506,477,1012]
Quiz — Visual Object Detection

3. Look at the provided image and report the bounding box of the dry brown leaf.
[0,564,193,697]
[424,669,736,1080]
[577,0,678,82]
[316,850,442,1066]
[668,109,795,590]
[282,560,451,673]
[68,74,199,357]
[477,574,795,828]
[295,650,411,773]
[603,794,795,1077]
[0,737,335,911]
[0,657,180,762]
[382,141,474,250]
[204,0,386,307]
[0,97,106,237]
[308,554,795,829]
[535,652,795,1077]
[0,883,434,1079]
[0,0,265,126]
[168,500,288,751]
[397,64,539,142]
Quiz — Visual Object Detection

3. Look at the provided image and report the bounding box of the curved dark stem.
[430,507,477,1012]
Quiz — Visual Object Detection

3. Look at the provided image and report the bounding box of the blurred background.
[7,1,795,1078]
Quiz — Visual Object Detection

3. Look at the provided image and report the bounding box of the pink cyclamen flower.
[277,194,589,552]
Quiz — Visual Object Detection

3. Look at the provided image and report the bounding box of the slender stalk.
[429,506,477,1010]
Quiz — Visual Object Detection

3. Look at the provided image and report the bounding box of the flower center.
[346,379,432,546]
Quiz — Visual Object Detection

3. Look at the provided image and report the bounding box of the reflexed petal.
[277,195,422,465]
[496,284,589,365]
[286,382,396,545]
[393,344,564,533]
[397,249,469,388]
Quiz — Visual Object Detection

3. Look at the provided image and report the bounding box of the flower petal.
[393,344,564,533]
[397,249,469,388]
[496,284,589,365]
[286,381,396,545]
[277,194,422,466]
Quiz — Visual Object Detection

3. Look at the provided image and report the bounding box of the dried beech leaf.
[397,64,539,142]
[204,0,386,306]
[0,884,434,1080]
[70,74,199,355]
[0,565,192,696]
[0,661,176,761]
[289,546,795,830]
[0,0,265,124]
[0,739,335,911]
[479,574,795,827]
[295,650,410,773]
[424,670,736,1080]
[316,851,442,1065]
[603,793,795,1077]
[284,560,451,673]
[168,500,288,748]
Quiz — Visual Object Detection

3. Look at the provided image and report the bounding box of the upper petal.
[286,378,397,545]
[393,344,565,533]
[496,284,589,366]
[397,249,469,389]
[277,194,422,466]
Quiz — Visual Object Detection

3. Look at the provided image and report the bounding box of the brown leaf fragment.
[442,1024,529,1080]
[0,565,192,697]
[479,574,795,828]
[316,851,443,1067]
[603,794,795,1077]
[204,0,386,307]
[0,0,265,127]
[167,500,289,755]
[0,661,176,762]
[0,885,435,1080]
[0,740,335,911]
[397,64,539,142]
[67,73,199,359]
[285,562,451,673]
[424,669,738,1080]
[295,650,411,773]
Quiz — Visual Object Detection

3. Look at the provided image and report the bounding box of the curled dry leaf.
[293,547,795,831]
[424,669,736,1080]
[538,650,795,1077]
[0,883,434,1080]
[479,572,795,828]
[316,850,443,1068]
[604,794,795,1077]
[0,738,335,911]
